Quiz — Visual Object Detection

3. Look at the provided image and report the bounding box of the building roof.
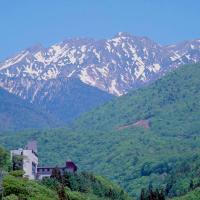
[37,161,78,172]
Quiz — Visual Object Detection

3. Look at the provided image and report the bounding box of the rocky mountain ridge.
[0,32,200,102]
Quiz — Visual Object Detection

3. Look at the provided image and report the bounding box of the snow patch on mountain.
[109,80,122,96]
[24,65,39,77]
[0,51,29,70]
[79,67,95,86]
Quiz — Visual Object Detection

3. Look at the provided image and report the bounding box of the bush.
[3,194,18,200]
[9,170,24,178]
[3,175,58,200]
[0,147,11,171]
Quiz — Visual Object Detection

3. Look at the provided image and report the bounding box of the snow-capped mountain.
[1,32,200,101]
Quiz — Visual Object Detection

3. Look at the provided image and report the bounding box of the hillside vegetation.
[2,174,131,200]
[0,88,61,132]
[0,146,131,200]
[171,187,200,200]
[73,63,200,133]
[1,63,200,198]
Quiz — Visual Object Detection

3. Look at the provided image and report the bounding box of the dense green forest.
[171,187,200,200]
[1,63,200,198]
[2,145,200,200]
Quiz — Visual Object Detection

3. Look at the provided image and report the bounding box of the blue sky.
[0,0,200,60]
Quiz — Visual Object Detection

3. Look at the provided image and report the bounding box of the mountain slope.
[0,87,60,132]
[30,78,113,122]
[171,188,200,200]
[1,63,200,198]
[73,63,200,132]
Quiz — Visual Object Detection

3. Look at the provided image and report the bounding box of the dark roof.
[37,166,65,170]
[37,161,78,172]
[66,161,78,170]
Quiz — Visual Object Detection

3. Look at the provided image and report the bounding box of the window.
[32,162,36,175]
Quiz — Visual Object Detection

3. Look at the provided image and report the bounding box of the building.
[37,161,78,180]
[11,141,78,180]
[11,141,38,180]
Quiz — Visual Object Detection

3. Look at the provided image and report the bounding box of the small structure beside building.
[37,161,78,180]
[11,141,77,180]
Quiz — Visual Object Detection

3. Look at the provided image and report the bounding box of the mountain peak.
[26,43,44,53]
[115,32,133,38]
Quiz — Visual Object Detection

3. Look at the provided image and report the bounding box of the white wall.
[23,150,38,180]
[11,149,38,180]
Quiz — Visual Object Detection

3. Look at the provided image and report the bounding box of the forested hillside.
[1,63,200,198]
[0,146,131,200]
[171,188,200,200]
[73,63,200,133]
[0,88,61,132]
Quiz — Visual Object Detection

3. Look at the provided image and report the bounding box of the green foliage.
[42,171,131,200]
[9,170,24,178]
[162,155,200,197]
[3,194,18,200]
[3,174,118,200]
[140,188,165,200]
[171,187,200,200]
[0,146,10,171]
[3,175,59,200]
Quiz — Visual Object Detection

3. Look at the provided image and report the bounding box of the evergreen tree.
[140,188,146,200]
[57,184,70,200]
[140,188,165,200]
[189,179,194,190]
[51,167,62,183]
